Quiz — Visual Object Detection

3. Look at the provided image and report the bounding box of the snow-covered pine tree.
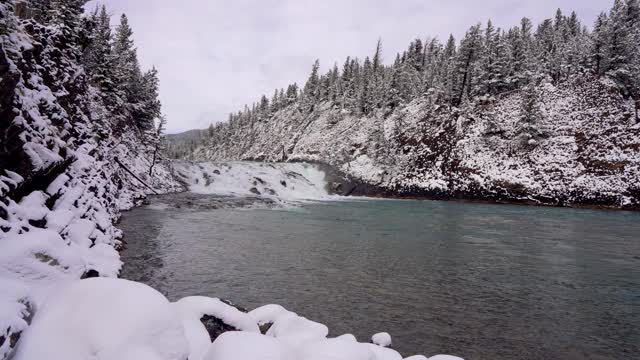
[359,57,374,114]
[508,18,534,89]
[421,38,442,94]
[479,20,497,96]
[454,24,483,105]
[328,63,340,104]
[517,82,545,147]
[439,34,458,105]
[270,89,280,113]
[113,14,144,127]
[47,0,87,48]
[592,12,610,76]
[489,30,510,95]
[83,5,123,117]
[136,67,162,131]
[606,0,635,93]
[303,59,321,111]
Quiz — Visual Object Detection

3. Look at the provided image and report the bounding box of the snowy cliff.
[191,77,640,209]
[184,1,640,210]
[0,2,178,358]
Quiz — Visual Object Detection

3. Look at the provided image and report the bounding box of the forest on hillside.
[167,0,639,159]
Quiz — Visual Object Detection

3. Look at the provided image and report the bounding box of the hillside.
[186,2,640,210]
[0,2,178,358]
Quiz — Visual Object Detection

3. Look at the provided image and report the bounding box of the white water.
[172,161,333,202]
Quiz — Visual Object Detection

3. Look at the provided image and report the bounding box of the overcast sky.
[86,0,609,133]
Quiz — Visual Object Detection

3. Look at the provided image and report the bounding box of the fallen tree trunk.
[114,157,159,195]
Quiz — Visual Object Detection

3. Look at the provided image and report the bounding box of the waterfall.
[172,161,332,201]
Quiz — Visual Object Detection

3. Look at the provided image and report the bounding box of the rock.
[259,322,273,335]
[28,218,46,228]
[213,169,221,175]
[80,269,100,279]
[199,299,252,341]
[249,187,261,195]
[280,180,287,187]
[200,315,239,342]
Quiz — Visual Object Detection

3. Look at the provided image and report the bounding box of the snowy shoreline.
[2,158,463,360]
[12,278,463,360]
[229,159,640,211]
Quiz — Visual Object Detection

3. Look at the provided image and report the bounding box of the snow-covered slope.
[192,77,640,210]
[0,3,179,358]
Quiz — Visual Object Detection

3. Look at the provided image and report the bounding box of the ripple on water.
[119,195,640,360]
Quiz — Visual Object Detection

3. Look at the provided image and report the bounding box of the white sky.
[86,0,610,133]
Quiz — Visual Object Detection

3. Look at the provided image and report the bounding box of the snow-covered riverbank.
[13,278,462,360]
[2,158,464,359]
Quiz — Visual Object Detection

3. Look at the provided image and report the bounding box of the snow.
[192,77,640,210]
[13,278,189,360]
[204,331,295,360]
[249,304,329,346]
[296,337,374,360]
[372,332,392,347]
[4,280,459,360]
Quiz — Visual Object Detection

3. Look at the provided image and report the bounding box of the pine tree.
[421,38,442,93]
[303,59,321,110]
[591,13,608,75]
[328,63,340,103]
[479,20,497,95]
[358,57,373,114]
[47,0,87,47]
[137,67,162,130]
[83,5,121,112]
[517,83,545,146]
[113,14,147,127]
[440,34,458,105]
[270,89,280,113]
[454,24,483,105]
[490,30,510,94]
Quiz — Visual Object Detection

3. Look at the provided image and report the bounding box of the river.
[118,186,639,360]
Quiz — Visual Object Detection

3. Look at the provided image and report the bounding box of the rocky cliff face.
[193,77,640,209]
[0,3,178,358]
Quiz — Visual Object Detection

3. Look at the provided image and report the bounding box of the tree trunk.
[148,144,158,176]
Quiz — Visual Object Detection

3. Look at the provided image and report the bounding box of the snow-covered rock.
[12,278,189,360]
[427,356,464,360]
[372,332,392,347]
[174,296,259,360]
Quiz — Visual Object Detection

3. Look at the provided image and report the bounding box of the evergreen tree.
[454,24,483,105]
[440,34,458,105]
[83,5,121,111]
[113,14,147,127]
[479,20,497,95]
[303,59,321,110]
[517,83,545,146]
[47,0,87,47]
